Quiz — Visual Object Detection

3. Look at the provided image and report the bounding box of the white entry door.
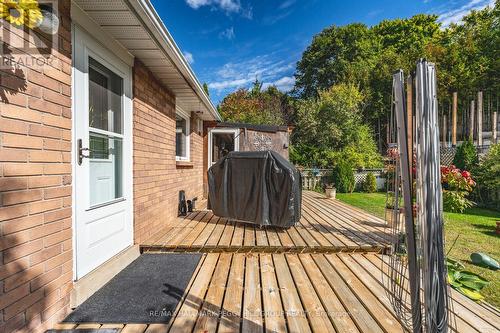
[73,26,133,279]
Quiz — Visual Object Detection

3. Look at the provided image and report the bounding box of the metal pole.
[394,70,422,333]
[415,61,450,333]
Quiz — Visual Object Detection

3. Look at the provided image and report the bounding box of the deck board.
[141,191,390,253]
[58,191,498,333]
[61,253,498,333]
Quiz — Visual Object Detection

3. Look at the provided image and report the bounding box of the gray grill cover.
[208,150,301,228]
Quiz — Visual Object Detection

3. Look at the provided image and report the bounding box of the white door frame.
[208,128,240,166]
[72,24,134,280]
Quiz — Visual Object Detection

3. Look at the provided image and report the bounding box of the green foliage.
[443,190,474,213]
[202,82,210,96]
[475,143,500,210]
[447,258,489,302]
[294,4,499,130]
[441,165,476,212]
[292,84,383,168]
[362,172,377,193]
[218,80,293,125]
[332,161,355,193]
[453,140,479,171]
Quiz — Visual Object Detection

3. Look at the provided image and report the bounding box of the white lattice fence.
[353,169,386,191]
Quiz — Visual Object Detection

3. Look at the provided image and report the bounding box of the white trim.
[72,24,134,280]
[208,128,240,166]
[124,0,221,121]
[71,1,134,67]
[175,106,190,162]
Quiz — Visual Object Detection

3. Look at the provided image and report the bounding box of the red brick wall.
[133,60,204,244]
[0,2,73,332]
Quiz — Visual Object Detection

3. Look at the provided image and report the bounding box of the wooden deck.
[57,253,500,333]
[141,191,391,253]
[55,192,499,332]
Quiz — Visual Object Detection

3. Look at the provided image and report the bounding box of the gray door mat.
[63,253,202,323]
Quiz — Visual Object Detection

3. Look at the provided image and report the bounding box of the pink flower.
[461,171,471,178]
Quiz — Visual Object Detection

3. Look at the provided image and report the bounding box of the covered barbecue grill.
[207,150,301,228]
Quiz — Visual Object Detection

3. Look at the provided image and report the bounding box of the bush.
[332,161,355,193]
[453,140,478,171]
[474,143,500,210]
[441,165,476,212]
[362,172,377,193]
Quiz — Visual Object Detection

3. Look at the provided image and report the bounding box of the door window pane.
[89,58,123,134]
[88,57,124,206]
[89,136,123,206]
[89,133,109,159]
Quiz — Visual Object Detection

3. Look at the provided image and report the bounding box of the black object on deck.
[178,190,187,216]
[207,150,301,228]
[63,254,201,323]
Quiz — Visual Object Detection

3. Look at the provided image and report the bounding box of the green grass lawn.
[336,192,500,308]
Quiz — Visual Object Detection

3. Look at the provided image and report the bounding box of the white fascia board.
[125,0,221,121]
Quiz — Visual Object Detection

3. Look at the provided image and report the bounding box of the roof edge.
[126,0,221,121]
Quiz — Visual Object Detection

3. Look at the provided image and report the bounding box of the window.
[87,57,124,206]
[176,109,190,161]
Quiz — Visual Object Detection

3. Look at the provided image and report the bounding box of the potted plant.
[325,183,336,199]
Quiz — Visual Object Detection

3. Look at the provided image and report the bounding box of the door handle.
[77,139,91,165]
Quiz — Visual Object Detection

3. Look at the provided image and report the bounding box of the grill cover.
[208,150,301,228]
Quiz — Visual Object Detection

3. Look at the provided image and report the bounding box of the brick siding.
[133,60,205,244]
[0,2,73,332]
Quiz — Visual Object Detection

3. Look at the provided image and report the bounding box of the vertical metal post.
[415,61,450,333]
[394,70,422,333]
[407,75,413,167]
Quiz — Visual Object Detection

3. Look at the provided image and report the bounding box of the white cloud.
[219,27,235,40]
[438,0,494,26]
[185,0,252,17]
[208,78,253,90]
[207,55,295,92]
[279,0,296,10]
[183,51,194,64]
[272,76,296,92]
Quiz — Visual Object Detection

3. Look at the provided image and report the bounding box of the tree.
[202,82,210,96]
[294,23,378,99]
[453,140,479,171]
[291,84,382,168]
[218,82,293,125]
[292,5,499,154]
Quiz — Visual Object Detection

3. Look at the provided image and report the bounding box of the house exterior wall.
[0,6,207,332]
[132,60,204,244]
[0,2,73,332]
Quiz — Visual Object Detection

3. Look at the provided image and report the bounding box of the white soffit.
[72,0,220,121]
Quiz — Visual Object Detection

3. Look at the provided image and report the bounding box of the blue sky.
[151,0,495,105]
